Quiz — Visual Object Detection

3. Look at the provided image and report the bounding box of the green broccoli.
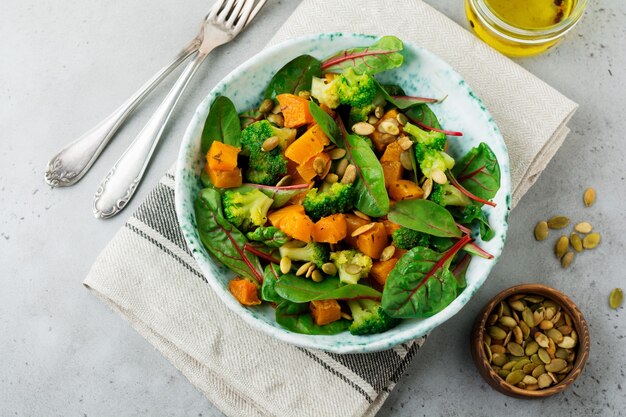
[311,76,340,109]
[246,226,290,248]
[414,144,455,179]
[302,182,355,221]
[403,122,446,151]
[392,227,431,250]
[240,120,288,185]
[279,242,330,268]
[430,183,472,207]
[330,250,372,285]
[222,188,273,231]
[349,104,375,124]
[337,68,378,108]
[347,299,400,335]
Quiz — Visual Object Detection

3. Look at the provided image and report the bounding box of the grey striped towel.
[84,0,577,416]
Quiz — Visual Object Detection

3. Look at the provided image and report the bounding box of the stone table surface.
[1,0,625,416]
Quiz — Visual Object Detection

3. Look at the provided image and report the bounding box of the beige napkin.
[84,1,578,416]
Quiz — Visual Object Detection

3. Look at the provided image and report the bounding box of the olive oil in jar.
[465,0,584,57]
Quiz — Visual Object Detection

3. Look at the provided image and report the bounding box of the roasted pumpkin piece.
[296,152,331,182]
[276,93,314,128]
[382,161,403,188]
[313,214,347,244]
[344,214,370,248]
[299,124,331,146]
[388,179,424,201]
[207,166,242,188]
[310,299,342,326]
[268,204,314,242]
[370,257,399,286]
[380,141,404,163]
[207,140,240,171]
[356,223,388,259]
[229,278,261,306]
[284,133,325,165]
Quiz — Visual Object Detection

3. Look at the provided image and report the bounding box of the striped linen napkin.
[84,0,578,416]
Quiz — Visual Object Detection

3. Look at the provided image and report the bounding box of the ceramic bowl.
[175,33,511,354]
[471,284,590,398]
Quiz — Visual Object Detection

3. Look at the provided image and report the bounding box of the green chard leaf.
[452,142,501,201]
[321,36,404,75]
[375,80,440,110]
[309,101,341,145]
[275,301,350,335]
[453,204,495,241]
[274,275,382,303]
[404,104,442,129]
[201,96,241,153]
[261,263,285,303]
[264,54,322,99]
[382,235,472,318]
[388,199,462,238]
[246,183,310,209]
[239,108,264,129]
[194,188,263,284]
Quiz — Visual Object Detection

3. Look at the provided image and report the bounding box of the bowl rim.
[470,283,590,398]
[175,32,512,354]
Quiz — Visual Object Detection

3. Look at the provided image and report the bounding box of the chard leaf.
[261,263,285,303]
[452,143,501,201]
[375,80,439,110]
[309,101,340,145]
[321,36,404,75]
[275,275,382,303]
[264,55,322,99]
[239,109,264,129]
[246,183,310,208]
[275,301,350,335]
[388,199,462,238]
[201,96,241,153]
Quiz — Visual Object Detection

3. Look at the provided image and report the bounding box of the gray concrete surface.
[1,0,624,416]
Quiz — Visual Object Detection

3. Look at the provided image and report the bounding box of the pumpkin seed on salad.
[195,36,502,336]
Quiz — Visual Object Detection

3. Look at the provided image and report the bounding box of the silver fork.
[92,0,266,219]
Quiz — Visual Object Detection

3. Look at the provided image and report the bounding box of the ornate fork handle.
[44,37,201,187]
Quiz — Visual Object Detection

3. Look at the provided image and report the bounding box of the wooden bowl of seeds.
[471,284,590,398]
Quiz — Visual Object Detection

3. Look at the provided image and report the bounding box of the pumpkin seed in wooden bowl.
[471,284,590,398]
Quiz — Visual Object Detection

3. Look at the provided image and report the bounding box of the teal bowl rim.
[175,32,511,354]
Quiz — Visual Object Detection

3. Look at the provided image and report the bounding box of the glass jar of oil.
[465,0,587,57]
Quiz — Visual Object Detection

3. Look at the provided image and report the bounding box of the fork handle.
[93,51,210,219]
[44,38,201,188]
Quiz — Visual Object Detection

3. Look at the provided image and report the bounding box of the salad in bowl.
[176,33,510,352]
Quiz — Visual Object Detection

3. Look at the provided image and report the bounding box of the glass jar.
[465,0,588,57]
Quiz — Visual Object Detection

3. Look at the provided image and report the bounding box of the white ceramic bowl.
[175,33,511,354]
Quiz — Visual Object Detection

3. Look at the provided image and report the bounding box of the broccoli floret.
[241,120,288,185]
[279,242,329,268]
[349,104,375,124]
[430,183,472,207]
[246,226,290,248]
[337,68,378,108]
[330,250,372,285]
[311,76,340,109]
[222,188,273,231]
[347,299,400,335]
[392,227,431,250]
[302,182,355,221]
[414,144,455,180]
[403,122,446,151]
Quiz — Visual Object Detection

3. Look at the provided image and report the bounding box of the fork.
[92,0,266,219]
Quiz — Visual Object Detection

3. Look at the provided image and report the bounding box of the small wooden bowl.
[471,284,590,398]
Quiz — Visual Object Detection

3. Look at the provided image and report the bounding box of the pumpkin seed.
[538,348,551,364]
[545,358,567,372]
[558,365,573,375]
[610,288,624,309]
[267,113,284,127]
[517,382,527,389]
[555,348,570,360]
[400,150,413,170]
[557,325,572,335]
[305,264,316,278]
[532,364,546,378]
[582,232,601,249]
[258,98,274,113]
[534,221,549,241]
[533,308,544,326]
[506,370,525,385]
[575,222,593,234]
[336,158,349,177]
[547,215,570,229]
[345,264,362,275]
[497,369,511,379]
[526,384,540,391]
[313,156,327,175]
[488,326,507,340]
[555,236,569,258]
[271,103,282,114]
[513,326,523,345]
[523,363,539,374]
[296,262,312,276]
[379,133,396,145]
[539,320,554,330]
[324,173,339,184]
[523,375,538,385]
[530,353,542,364]
[353,210,370,221]
[570,330,578,343]
[537,373,553,388]
[380,245,396,262]
[397,135,413,150]
[519,321,531,339]
[503,330,512,346]
[483,342,493,362]
[558,336,576,349]
[525,341,539,356]
[341,164,357,184]
[374,105,384,119]
[522,308,534,328]
[509,293,526,301]
[261,136,279,152]
[491,345,506,354]
[492,352,508,366]
[547,338,556,357]
[368,115,379,125]
[545,306,557,320]
[421,178,433,200]
[507,342,525,357]
[525,295,545,303]
[583,187,596,207]
[546,328,564,344]
[280,256,292,274]
[484,333,492,346]
[351,222,376,237]
[297,90,311,99]
[396,113,408,126]
[564,313,572,327]
[499,316,517,328]
[487,313,499,326]
[352,122,375,136]
[321,262,337,275]
[501,302,511,317]
[509,300,525,312]
[328,148,347,160]
[380,120,400,135]
[535,332,550,348]
[512,358,531,371]
[561,251,574,268]
[502,361,517,371]
[311,270,324,282]
[431,169,447,185]
[571,233,583,252]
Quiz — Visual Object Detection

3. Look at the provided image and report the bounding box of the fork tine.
[235,0,263,31]
[216,0,237,24]
[208,0,227,20]
[225,0,246,26]
[243,0,267,28]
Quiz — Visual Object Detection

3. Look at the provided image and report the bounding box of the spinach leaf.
[375,80,439,110]
[275,301,350,335]
[194,188,263,284]
[452,143,501,201]
[382,236,471,318]
[275,275,382,303]
[388,199,462,238]
[261,263,285,303]
[201,96,241,153]
[453,204,495,241]
[321,36,404,75]
[380,84,406,96]
[246,183,310,208]
[239,108,264,129]
[404,104,442,129]
[200,170,213,188]
[264,55,322,99]
[309,101,340,145]
[335,118,389,217]
[452,254,471,290]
